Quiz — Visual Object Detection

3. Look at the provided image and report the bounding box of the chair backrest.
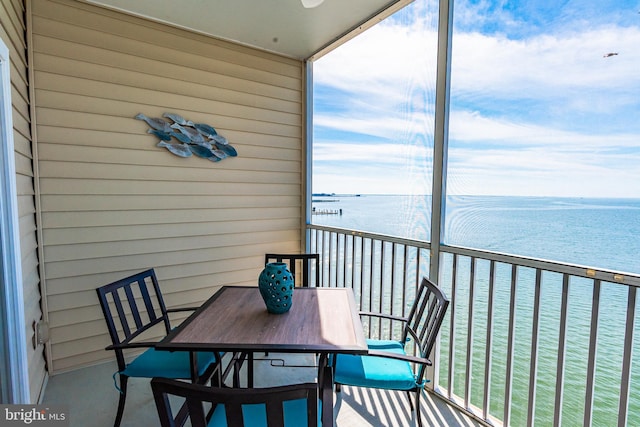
[151,378,318,427]
[265,253,320,288]
[95,269,171,369]
[403,277,449,379]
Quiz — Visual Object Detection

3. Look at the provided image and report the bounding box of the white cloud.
[314,110,434,141]
[314,17,437,106]
[312,0,640,197]
[448,143,640,197]
[314,139,431,164]
[451,26,640,98]
[313,139,433,194]
[313,165,431,195]
[449,110,640,149]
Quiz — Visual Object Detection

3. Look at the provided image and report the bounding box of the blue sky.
[312,0,640,197]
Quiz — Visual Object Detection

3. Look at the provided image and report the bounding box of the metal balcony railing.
[307,224,640,427]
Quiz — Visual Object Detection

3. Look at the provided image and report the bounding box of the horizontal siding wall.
[31,0,305,373]
[2,0,47,402]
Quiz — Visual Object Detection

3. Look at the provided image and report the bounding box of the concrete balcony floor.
[42,354,484,426]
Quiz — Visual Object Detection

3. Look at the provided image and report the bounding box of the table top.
[157,286,368,354]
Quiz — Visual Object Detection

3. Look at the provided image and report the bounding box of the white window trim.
[0,37,29,403]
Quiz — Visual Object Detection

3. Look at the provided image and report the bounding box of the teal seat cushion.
[122,348,217,378]
[334,339,417,390]
[366,339,405,351]
[208,399,320,427]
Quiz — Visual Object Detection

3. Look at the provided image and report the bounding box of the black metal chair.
[265,253,320,287]
[332,277,449,427]
[151,373,330,427]
[96,268,221,427]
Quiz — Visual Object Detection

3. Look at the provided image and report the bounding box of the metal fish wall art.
[135,113,238,162]
[135,113,172,132]
[157,141,192,157]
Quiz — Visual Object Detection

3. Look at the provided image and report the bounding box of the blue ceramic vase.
[258,262,294,314]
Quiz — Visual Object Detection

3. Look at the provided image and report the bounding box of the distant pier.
[312,207,342,215]
[311,193,357,215]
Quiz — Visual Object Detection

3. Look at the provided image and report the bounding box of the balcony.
[3,0,637,415]
[39,224,638,426]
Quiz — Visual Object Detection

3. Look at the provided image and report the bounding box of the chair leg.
[415,390,423,427]
[406,390,414,411]
[114,374,128,427]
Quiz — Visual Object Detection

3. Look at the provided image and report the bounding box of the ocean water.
[312,195,640,274]
[312,195,640,425]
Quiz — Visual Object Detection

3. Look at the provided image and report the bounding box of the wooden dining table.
[156,285,368,426]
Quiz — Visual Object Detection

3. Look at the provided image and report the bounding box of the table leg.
[318,353,334,427]
[189,351,198,382]
[248,352,254,387]
[232,352,255,388]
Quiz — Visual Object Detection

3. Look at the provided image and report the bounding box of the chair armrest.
[366,349,432,366]
[359,311,408,323]
[105,341,159,351]
[166,307,199,313]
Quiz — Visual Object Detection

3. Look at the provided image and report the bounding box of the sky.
[312,0,640,197]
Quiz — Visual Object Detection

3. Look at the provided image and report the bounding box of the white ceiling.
[84,0,412,60]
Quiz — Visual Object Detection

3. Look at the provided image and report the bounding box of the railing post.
[504,264,518,426]
[553,274,570,427]
[583,280,601,427]
[430,0,454,285]
[618,286,636,427]
[527,269,543,426]
[430,0,454,394]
